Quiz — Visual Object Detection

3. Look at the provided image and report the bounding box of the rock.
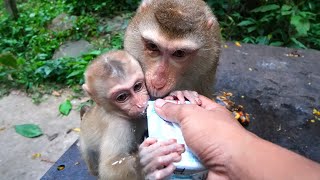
[215,42,320,162]
[52,40,93,59]
[104,15,129,33]
[48,13,77,32]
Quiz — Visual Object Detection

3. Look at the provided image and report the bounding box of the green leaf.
[281,11,292,16]
[15,124,43,138]
[242,37,255,44]
[29,13,36,18]
[37,53,49,60]
[290,15,310,36]
[238,20,255,26]
[59,99,72,116]
[0,52,18,68]
[290,37,307,49]
[290,15,302,26]
[251,4,280,13]
[298,12,316,19]
[269,41,284,46]
[87,50,102,56]
[281,5,292,16]
[25,27,33,31]
[256,36,269,45]
[281,5,292,11]
[247,26,257,33]
[67,70,84,78]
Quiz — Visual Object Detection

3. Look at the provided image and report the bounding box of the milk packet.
[147,101,208,180]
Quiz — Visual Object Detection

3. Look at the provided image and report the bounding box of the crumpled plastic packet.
[147,101,208,179]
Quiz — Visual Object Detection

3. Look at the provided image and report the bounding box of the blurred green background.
[0,0,319,100]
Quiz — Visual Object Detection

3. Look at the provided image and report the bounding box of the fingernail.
[177,145,184,151]
[155,99,166,108]
[169,139,177,143]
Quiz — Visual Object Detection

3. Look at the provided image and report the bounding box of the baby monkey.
[80,50,200,179]
[80,50,149,179]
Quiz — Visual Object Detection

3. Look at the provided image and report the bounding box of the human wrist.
[225,131,261,180]
[202,128,259,180]
[226,131,320,180]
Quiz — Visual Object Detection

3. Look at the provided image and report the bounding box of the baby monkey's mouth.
[141,105,148,117]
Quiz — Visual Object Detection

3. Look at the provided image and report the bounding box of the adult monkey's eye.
[172,50,186,58]
[116,93,129,103]
[133,82,143,92]
[146,42,159,51]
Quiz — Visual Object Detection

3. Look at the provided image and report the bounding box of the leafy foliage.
[65,0,140,16]
[0,0,123,97]
[207,0,320,49]
[0,52,18,68]
[0,0,319,98]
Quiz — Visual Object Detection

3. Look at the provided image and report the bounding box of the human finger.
[197,95,224,110]
[154,99,197,124]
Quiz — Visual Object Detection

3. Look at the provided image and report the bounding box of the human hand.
[163,90,201,105]
[154,95,253,179]
[154,95,320,180]
[139,138,185,180]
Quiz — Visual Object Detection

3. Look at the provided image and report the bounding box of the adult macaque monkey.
[124,0,221,100]
[124,0,221,178]
[80,50,149,179]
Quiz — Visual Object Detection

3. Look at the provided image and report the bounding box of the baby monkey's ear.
[82,84,91,96]
[82,84,100,106]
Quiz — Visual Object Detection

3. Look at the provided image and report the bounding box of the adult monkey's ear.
[138,0,153,12]
[204,6,218,29]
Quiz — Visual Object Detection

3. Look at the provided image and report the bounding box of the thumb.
[154,99,195,124]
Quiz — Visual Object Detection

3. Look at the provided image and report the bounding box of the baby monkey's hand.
[139,138,185,180]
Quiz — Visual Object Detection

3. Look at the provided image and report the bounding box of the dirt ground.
[0,90,84,180]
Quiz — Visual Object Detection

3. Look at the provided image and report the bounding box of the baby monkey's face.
[83,50,149,119]
[107,55,149,119]
[110,77,149,119]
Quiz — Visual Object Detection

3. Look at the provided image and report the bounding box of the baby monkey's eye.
[133,82,143,92]
[116,93,129,103]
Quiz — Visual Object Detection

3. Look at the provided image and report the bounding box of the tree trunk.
[4,0,19,20]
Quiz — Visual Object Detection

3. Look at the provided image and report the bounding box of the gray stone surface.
[104,15,129,33]
[52,40,93,59]
[0,91,82,180]
[215,42,320,162]
[48,13,77,32]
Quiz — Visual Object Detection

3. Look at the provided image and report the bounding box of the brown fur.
[80,50,148,179]
[124,0,221,98]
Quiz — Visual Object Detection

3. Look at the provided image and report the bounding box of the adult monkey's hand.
[154,96,320,180]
